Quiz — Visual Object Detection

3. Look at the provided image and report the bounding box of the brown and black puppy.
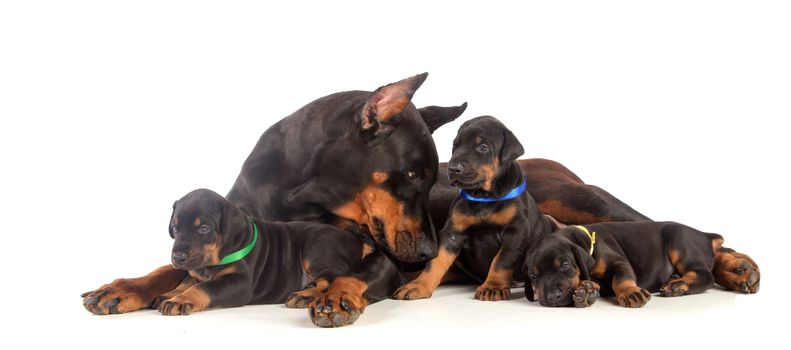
[393,116,558,301]
[86,188,400,326]
[523,222,760,308]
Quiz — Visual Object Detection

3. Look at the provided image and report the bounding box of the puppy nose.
[448,163,464,174]
[547,289,563,304]
[172,251,189,264]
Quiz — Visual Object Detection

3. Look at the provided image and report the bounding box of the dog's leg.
[392,225,465,300]
[82,265,187,315]
[610,261,651,308]
[474,226,524,301]
[308,248,401,327]
[660,246,716,297]
[157,266,251,316]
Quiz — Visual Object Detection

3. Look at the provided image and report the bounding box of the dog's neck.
[465,161,524,198]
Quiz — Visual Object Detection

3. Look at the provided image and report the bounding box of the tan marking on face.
[194,218,201,226]
[479,158,499,192]
[188,265,236,283]
[537,199,608,225]
[332,172,420,258]
[713,250,760,293]
[202,241,221,266]
[590,257,607,279]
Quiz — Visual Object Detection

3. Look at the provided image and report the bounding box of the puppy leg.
[151,276,197,309]
[309,249,401,327]
[82,265,187,315]
[393,224,465,300]
[610,261,651,308]
[660,247,715,297]
[158,266,251,315]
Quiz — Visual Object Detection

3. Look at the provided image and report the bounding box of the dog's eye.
[407,171,418,180]
[476,143,489,153]
[560,261,571,270]
[198,225,211,235]
[530,274,538,281]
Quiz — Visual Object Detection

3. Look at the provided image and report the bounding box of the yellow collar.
[573,225,596,255]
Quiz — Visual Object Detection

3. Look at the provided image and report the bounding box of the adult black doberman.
[81,73,468,327]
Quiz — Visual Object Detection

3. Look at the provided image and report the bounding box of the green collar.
[211,221,258,266]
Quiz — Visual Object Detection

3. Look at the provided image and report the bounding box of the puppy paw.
[392,281,433,300]
[157,298,195,316]
[572,280,600,307]
[714,251,760,294]
[659,278,689,297]
[474,281,511,301]
[81,279,153,315]
[617,287,651,308]
[308,291,365,327]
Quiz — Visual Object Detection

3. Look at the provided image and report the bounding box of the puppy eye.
[407,171,418,180]
[476,143,489,153]
[560,261,571,270]
[197,225,211,235]
[530,274,538,281]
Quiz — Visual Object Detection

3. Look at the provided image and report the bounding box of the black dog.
[144,189,399,326]
[82,73,467,327]
[523,222,760,308]
[394,116,558,301]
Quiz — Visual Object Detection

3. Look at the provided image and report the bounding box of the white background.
[1,1,789,349]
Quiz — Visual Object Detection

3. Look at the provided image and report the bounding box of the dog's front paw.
[474,281,511,301]
[659,278,689,297]
[617,287,651,308]
[81,279,154,315]
[308,291,365,327]
[158,298,195,316]
[572,280,600,307]
[392,281,433,300]
[286,282,328,309]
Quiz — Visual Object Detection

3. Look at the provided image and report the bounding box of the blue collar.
[459,178,527,202]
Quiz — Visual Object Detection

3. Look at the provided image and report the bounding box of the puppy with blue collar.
[393,116,560,301]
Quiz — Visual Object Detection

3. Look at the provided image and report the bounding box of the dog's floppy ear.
[418,102,467,133]
[499,127,524,165]
[522,253,536,302]
[220,200,249,247]
[571,244,595,281]
[169,201,177,238]
[359,73,428,143]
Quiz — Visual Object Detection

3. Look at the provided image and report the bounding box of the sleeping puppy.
[523,222,760,308]
[393,116,558,301]
[154,188,400,324]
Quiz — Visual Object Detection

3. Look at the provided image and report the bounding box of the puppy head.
[168,189,248,270]
[523,234,594,306]
[448,116,524,191]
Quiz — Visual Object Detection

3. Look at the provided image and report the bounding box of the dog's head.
[448,116,524,192]
[168,189,249,270]
[288,73,467,263]
[523,233,594,306]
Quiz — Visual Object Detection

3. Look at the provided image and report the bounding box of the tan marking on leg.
[286,278,330,308]
[159,285,211,315]
[194,218,201,226]
[613,279,651,307]
[302,259,313,280]
[668,249,685,273]
[392,247,459,300]
[475,249,514,301]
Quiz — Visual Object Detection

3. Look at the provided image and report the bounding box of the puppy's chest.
[451,202,520,233]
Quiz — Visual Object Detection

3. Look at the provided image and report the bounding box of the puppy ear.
[571,245,595,281]
[522,254,536,302]
[168,201,177,238]
[359,73,428,143]
[220,200,249,246]
[417,102,467,133]
[499,128,524,165]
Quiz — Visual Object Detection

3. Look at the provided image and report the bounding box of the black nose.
[172,251,189,264]
[547,289,563,304]
[448,163,464,174]
[416,238,437,262]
